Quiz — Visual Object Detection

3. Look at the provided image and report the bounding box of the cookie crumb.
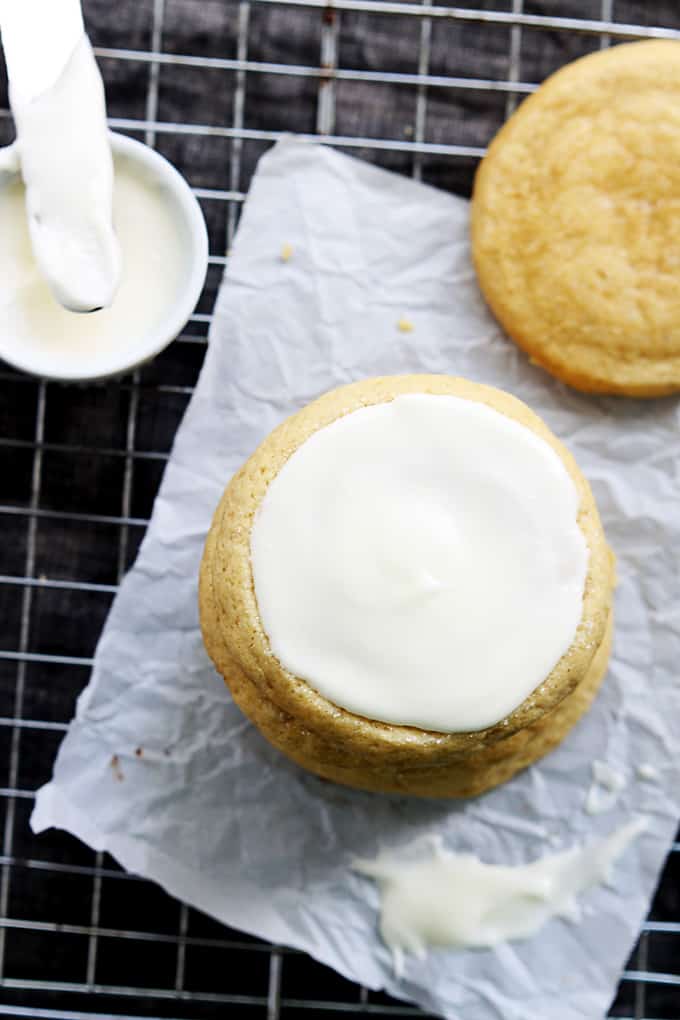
[280,243,294,262]
[110,754,124,781]
[134,747,143,758]
[397,317,414,333]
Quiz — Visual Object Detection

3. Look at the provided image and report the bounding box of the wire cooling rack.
[1,2,679,1018]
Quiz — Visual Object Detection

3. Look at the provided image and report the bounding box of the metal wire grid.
[0,2,679,1018]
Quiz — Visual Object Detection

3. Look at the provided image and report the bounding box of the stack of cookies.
[200,376,615,797]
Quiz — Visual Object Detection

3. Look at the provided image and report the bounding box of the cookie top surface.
[201,375,612,758]
[472,40,680,397]
[250,391,589,732]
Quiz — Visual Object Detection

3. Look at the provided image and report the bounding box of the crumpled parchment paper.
[32,138,680,1020]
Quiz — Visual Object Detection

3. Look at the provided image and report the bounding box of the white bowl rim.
[0,131,209,383]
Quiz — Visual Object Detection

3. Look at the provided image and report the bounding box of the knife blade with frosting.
[0,0,121,312]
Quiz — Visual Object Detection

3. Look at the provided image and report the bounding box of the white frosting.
[637,763,659,782]
[0,152,184,379]
[585,760,627,815]
[6,32,121,311]
[354,819,646,974]
[0,0,85,107]
[250,394,589,733]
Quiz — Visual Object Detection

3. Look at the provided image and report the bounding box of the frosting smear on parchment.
[354,819,646,974]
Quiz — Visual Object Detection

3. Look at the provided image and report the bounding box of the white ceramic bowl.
[0,132,209,382]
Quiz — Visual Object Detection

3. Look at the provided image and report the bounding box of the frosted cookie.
[471,40,680,397]
[199,375,615,797]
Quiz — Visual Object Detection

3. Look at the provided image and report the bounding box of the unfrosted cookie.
[199,375,615,797]
[472,40,680,397]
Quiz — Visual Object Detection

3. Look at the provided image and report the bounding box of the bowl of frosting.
[0,130,208,382]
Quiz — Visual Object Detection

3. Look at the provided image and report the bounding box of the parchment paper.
[32,139,680,1020]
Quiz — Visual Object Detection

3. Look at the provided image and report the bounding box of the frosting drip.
[353,820,645,973]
